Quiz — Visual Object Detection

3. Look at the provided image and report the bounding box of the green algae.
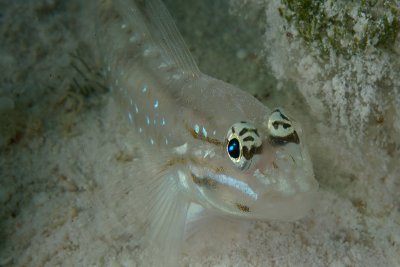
[279,0,400,58]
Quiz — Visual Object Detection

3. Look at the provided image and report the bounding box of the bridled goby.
[94,0,318,265]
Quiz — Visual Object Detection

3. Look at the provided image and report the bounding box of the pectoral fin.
[92,150,188,266]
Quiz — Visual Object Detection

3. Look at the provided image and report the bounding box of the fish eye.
[226,121,262,169]
[267,108,299,145]
[227,138,240,159]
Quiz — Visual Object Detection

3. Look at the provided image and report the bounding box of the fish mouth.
[249,140,318,221]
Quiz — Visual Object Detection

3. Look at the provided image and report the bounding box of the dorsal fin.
[114,0,201,78]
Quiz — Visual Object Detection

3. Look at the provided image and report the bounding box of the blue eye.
[227,138,240,159]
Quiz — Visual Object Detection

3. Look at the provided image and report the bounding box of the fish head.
[189,108,318,221]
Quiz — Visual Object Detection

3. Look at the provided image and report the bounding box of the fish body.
[94,0,318,265]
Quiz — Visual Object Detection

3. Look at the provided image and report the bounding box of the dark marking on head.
[231,127,235,134]
[239,128,248,136]
[269,131,300,145]
[191,173,217,189]
[273,121,291,130]
[242,146,250,160]
[215,166,224,173]
[273,109,290,121]
[243,136,254,142]
[186,124,224,147]
[280,113,289,121]
[240,128,260,137]
[235,203,250,212]
[242,145,262,160]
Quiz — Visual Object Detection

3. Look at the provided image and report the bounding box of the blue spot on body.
[202,127,207,137]
[154,100,159,108]
[142,83,148,93]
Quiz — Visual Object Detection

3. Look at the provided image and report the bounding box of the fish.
[93,0,318,265]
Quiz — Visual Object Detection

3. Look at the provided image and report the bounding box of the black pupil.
[228,138,240,159]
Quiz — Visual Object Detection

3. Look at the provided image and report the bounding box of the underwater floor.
[0,0,399,266]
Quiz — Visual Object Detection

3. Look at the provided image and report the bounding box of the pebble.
[70,207,79,220]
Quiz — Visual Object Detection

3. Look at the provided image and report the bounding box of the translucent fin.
[92,148,189,266]
[113,0,201,78]
[143,172,189,266]
[185,204,247,242]
[184,204,249,261]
